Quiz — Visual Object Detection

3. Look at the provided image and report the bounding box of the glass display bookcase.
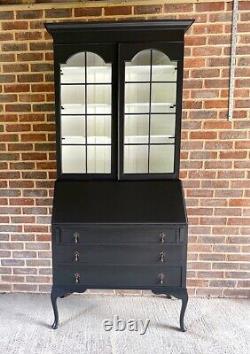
[50,21,191,181]
[45,20,193,332]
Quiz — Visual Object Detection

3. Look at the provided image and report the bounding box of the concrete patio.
[0,293,249,354]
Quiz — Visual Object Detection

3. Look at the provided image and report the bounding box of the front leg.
[51,286,65,329]
[179,290,188,332]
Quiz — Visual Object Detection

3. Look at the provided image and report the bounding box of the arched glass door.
[60,51,112,175]
[120,46,179,178]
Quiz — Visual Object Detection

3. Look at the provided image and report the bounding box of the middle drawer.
[54,244,184,265]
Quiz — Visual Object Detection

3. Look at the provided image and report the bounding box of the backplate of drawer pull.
[74,272,80,284]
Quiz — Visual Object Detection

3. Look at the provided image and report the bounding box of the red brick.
[196,2,225,11]
[134,5,162,15]
[104,6,132,16]
[45,8,72,18]
[75,7,102,17]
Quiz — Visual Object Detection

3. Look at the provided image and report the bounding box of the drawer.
[54,225,182,245]
[53,265,182,287]
[54,244,184,265]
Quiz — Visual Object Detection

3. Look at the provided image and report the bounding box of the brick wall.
[0,0,249,297]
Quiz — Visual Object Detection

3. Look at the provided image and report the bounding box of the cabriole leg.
[180,290,188,332]
[51,286,65,329]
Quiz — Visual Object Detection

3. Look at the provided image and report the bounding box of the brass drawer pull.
[160,232,166,243]
[160,251,166,263]
[74,273,80,284]
[159,273,165,285]
[73,232,79,244]
[74,251,80,262]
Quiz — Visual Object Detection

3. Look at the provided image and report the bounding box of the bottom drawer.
[54,265,182,287]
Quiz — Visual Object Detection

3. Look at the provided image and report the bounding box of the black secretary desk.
[45,19,193,331]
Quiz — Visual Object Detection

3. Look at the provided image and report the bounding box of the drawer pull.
[160,251,166,263]
[74,273,80,284]
[74,251,80,262]
[159,273,165,285]
[160,232,166,243]
[73,232,79,244]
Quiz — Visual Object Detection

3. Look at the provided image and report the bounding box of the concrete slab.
[0,293,249,354]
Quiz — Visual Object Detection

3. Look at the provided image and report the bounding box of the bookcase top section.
[52,180,187,225]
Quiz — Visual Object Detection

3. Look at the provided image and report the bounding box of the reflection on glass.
[61,116,85,144]
[87,116,111,144]
[124,115,149,143]
[61,145,86,173]
[124,145,148,173]
[149,145,174,173]
[87,85,111,114]
[87,146,111,173]
[150,114,175,143]
[61,85,85,106]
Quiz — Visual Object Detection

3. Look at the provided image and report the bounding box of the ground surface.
[0,293,249,354]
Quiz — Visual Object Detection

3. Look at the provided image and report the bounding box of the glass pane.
[61,85,85,105]
[87,145,111,173]
[124,115,149,143]
[87,52,111,83]
[124,145,148,173]
[149,145,175,173]
[66,52,86,66]
[125,49,151,82]
[152,50,177,82]
[150,114,175,143]
[87,85,111,114]
[60,66,85,84]
[61,116,85,145]
[61,145,86,173]
[125,83,150,113]
[61,52,86,84]
[151,103,176,114]
[151,83,176,105]
[87,115,111,144]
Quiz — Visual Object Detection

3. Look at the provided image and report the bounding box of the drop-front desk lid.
[52,180,187,225]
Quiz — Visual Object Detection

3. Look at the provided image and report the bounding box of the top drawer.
[54,225,184,245]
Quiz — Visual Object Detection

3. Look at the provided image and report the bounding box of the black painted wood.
[46,19,192,332]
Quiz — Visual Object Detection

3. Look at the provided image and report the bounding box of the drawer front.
[54,225,182,245]
[54,265,182,287]
[54,244,184,265]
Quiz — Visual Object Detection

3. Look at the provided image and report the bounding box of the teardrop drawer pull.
[159,273,165,285]
[160,232,166,243]
[160,251,166,263]
[74,251,80,262]
[73,232,79,244]
[74,273,80,284]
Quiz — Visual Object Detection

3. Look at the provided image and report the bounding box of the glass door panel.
[61,145,86,173]
[61,116,85,144]
[60,50,112,175]
[122,47,177,176]
[124,115,149,144]
[150,114,175,143]
[149,145,174,173]
[124,145,148,173]
[125,83,150,114]
[87,115,111,144]
[87,146,111,173]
